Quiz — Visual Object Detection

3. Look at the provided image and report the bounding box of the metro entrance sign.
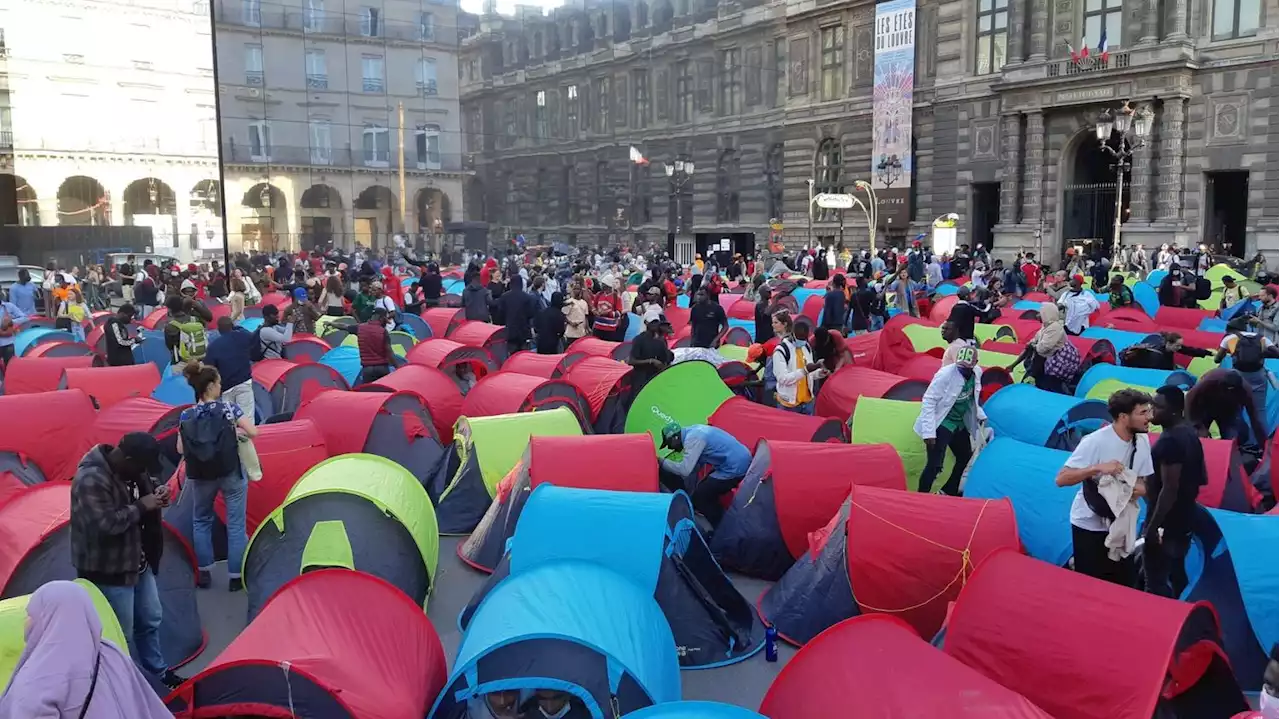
[814,193,855,209]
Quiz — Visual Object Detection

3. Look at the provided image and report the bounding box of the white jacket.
[913,364,986,440]
[1098,469,1140,560]
[772,337,820,406]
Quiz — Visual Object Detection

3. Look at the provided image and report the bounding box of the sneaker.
[196,570,211,589]
[161,670,186,689]
[228,577,243,593]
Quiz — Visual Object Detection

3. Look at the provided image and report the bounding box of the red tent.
[460,372,591,427]
[759,486,1019,644]
[713,441,905,580]
[1156,306,1215,330]
[1022,291,1052,303]
[0,389,96,483]
[898,354,942,381]
[1,355,98,394]
[709,396,845,447]
[991,318,1043,342]
[359,364,463,441]
[422,307,465,338]
[665,307,691,336]
[562,355,632,420]
[800,295,824,325]
[1144,433,1261,512]
[295,390,444,480]
[450,321,509,363]
[1099,306,1159,332]
[844,330,881,367]
[166,569,447,719]
[63,363,161,409]
[872,315,927,372]
[251,359,349,417]
[503,351,569,378]
[727,298,756,321]
[281,336,332,363]
[759,615,1052,718]
[944,551,1247,719]
[80,397,187,477]
[567,336,628,360]
[814,366,927,420]
[929,295,959,323]
[405,338,497,381]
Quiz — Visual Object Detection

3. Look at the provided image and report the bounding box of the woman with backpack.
[176,362,257,592]
[1006,303,1080,394]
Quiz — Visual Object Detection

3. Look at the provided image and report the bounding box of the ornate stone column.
[1128,115,1155,222]
[1154,99,1186,222]
[1006,0,1025,65]
[1021,111,1045,224]
[1165,0,1189,40]
[1139,0,1159,45]
[1000,114,1023,224]
[1027,0,1049,60]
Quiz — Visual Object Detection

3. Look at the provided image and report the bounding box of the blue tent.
[461,485,765,669]
[429,561,681,719]
[442,278,465,295]
[676,294,690,308]
[1075,364,1196,398]
[133,334,171,375]
[933,283,962,297]
[1146,269,1168,288]
[398,313,432,340]
[320,345,361,386]
[1184,507,1278,691]
[1012,300,1042,312]
[14,327,74,356]
[963,437,1077,566]
[626,702,765,718]
[1198,318,1228,333]
[1132,282,1159,318]
[1081,326,1161,352]
[236,317,264,332]
[1221,297,1258,322]
[790,287,823,308]
[984,383,1109,450]
[624,312,644,340]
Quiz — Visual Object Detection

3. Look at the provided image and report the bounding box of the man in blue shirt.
[8,269,39,316]
[0,298,29,365]
[658,421,752,527]
[202,317,256,422]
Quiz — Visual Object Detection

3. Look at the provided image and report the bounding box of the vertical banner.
[872,0,916,231]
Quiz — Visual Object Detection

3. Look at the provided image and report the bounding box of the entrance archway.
[189,180,223,255]
[301,184,343,251]
[123,178,179,253]
[1060,128,1130,253]
[241,182,289,253]
[56,176,108,226]
[414,187,451,233]
[354,185,398,250]
[1,175,39,225]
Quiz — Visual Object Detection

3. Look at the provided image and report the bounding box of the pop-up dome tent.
[282,335,333,362]
[0,390,96,494]
[396,312,433,341]
[459,372,593,430]
[1184,507,1278,691]
[1081,325,1162,353]
[712,441,906,580]
[849,397,960,489]
[629,702,764,718]
[0,580,128,688]
[243,453,439,619]
[22,340,96,359]
[168,569,447,719]
[63,363,162,409]
[0,355,98,395]
[759,485,1019,645]
[81,397,187,479]
[1099,305,1159,332]
[460,433,659,573]
[1155,433,1261,512]
[315,315,358,346]
[317,345,367,386]
[562,355,633,434]
[165,418,330,564]
[429,407,583,534]
[624,361,735,449]
[450,320,510,364]
[984,383,1109,450]
[759,614,1053,719]
[1156,305,1216,331]
[251,358,349,420]
[359,364,464,442]
[462,486,765,669]
[813,366,927,421]
[942,551,1248,719]
[429,561,681,719]
[709,396,846,447]
[568,335,632,361]
[0,483,205,669]
[503,350,571,378]
[295,390,446,480]
[1075,364,1196,399]
[962,437,1077,565]
[422,306,465,338]
[405,338,498,392]
[13,327,75,357]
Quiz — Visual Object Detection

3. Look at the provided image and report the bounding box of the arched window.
[766,143,784,221]
[716,149,740,223]
[814,138,842,222]
[636,0,649,28]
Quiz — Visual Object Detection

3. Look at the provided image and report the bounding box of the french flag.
[1075,34,1089,62]
[1096,27,1109,62]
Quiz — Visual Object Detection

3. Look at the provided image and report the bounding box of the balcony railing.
[0,130,13,150]
[221,142,466,171]
[216,4,460,46]
[305,73,329,89]
[362,77,385,93]
[1047,51,1131,77]
[418,80,438,96]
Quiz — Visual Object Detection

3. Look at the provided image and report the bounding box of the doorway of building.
[971,182,1000,250]
[1204,171,1248,258]
[301,216,333,252]
[1062,132,1129,246]
[354,218,376,248]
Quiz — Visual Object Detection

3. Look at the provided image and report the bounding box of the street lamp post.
[1096,101,1153,263]
[806,179,815,250]
[875,154,903,189]
[854,180,878,253]
[664,158,694,262]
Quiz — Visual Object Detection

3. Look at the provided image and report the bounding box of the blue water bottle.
[765,624,778,662]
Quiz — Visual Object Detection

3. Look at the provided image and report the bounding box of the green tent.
[244,453,441,617]
[978,349,1027,383]
[903,322,1014,352]
[718,345,762,378]
[1085,377,1159,402]
[0,580,126,688]
[1200,264,1261,310]
[624,361,734,449]
[850,397,953,492]
[454,406,584,496]
[1187,355,1218,377]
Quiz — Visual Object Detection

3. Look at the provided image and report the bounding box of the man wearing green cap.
[913,344,986,496]
[658,421,752,526]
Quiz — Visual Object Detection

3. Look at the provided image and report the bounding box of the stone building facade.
[459,0,1278,262]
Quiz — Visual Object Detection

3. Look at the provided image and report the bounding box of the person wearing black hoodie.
[821,274,848,333]
[754,288,775,344]
[461,272,492,322]
[535,292,569,354]
[419,263,443,307]
[499,274,537,356]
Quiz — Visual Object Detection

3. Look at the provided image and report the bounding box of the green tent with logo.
[850,397,956,492]
[625,360,735,449]
[0,580,126,688]
[429,407,583,534]
[243,453,439,619]
[902,322,1016,352]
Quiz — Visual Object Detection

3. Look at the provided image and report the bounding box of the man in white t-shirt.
[1057,275,1100,335]
[1056,388,1154,587]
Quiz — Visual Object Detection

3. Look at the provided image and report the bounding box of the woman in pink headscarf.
[0,581,171,718]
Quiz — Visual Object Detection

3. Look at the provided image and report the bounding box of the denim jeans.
[191,470,248,577]
[96,570,166,675]
[780,400,814,415]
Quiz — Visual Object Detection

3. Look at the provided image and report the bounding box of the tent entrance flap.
[300,520,355,572]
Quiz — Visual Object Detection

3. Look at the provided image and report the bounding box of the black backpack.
[181,410,239,479]
[249,327,267,362]
[1234,333,1266,373]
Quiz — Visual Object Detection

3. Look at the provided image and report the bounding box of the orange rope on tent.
[847,498,992,614]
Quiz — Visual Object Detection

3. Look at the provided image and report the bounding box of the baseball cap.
[118,432,162,474]
[953,345,978,369]
[659,422,682,449]
[643,308,665,325]
[180,279,197,292]
[293,287,309,301]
